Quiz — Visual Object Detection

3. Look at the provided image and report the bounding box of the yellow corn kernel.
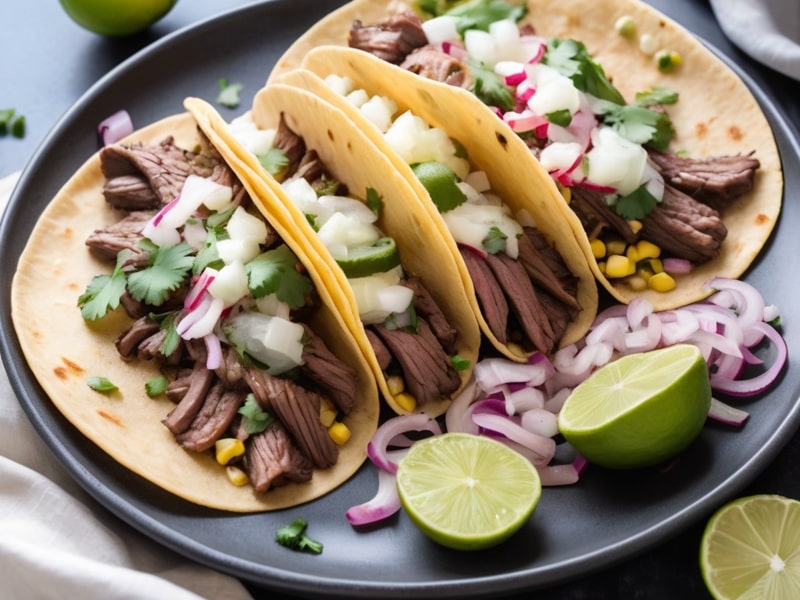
[635,240,661,259]
[627,275,649,291]
[628,220,643,234]
[597,260,607,274]
[625,245,640,263]
[648,258,664,273]
[319,397,337,428]
[328,421,351,445]
[605,254,635,278]
[590,239,606,259]
[394,392,417,413]
[558,183,572,203]
[648,271,677,292]
[215,437,245,465]
[386,374,405,397]
[605,239,628,256]
[225,465,249,487]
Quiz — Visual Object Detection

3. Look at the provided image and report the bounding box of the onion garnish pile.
[347,277,787,526]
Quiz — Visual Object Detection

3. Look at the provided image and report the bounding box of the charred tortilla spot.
[696,122,708,138]
[496,132,508,148]
[97,410,125,427]
[53,366,68,379]
[62,357,84,374]
[728,126,743,141]
[756,213,770,225]
[327,129,335,142]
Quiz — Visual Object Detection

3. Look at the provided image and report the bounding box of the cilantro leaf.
[238,393,275,434]
[127,242,194,306]
[445,0,528,33]
[544,38,626,106]
[87,376,118,394]
[258,147,289,176]
[366,187,384,217]
[245,245,314,308]
[546,109,572,127]
[614,184,659,220]
[216,78,243,109]
[275,517,323,554]
[469,58,515,111]
[482,225,508,254]
[596,102,676,151]
[451,354,471,371]
[145,375,169,397]
[193,229,225,275]
[78,263,127,321]
[634,87,679,107]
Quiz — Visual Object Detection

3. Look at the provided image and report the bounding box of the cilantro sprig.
[238,393,275,434]
[418,0,527,32]
[245,244,314,308]
[127,240,194,306]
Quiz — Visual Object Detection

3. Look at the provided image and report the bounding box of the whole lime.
[59,0,178,37]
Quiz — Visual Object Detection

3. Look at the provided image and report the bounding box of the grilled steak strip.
[176,383,246,453]
[399,44,470,87]
[85,210,156,262]
[300,326,358,415]
[517,229,581,310]
[648,150,760,211]
[366,329,393,370]
[403,276,458,354]
[570,186,638,243]
[348,12,428,64]
[273,114,307,177]
[460,247,510,345]
[163,364,215,435]
[373,319,461,405]
[115,316,161,359]
[245,423,314,493]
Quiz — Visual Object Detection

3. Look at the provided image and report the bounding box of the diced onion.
[98,110,134,146]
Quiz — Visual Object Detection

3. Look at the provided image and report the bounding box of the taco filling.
[342,1,762,294]
[229,113,465,408]
[80,132,362,494]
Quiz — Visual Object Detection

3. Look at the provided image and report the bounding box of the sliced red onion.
[366,413,441,473]
[536,463,579,486]
[520,408,559,438]
[179,296,225,340]
[662,257,692,274]
[345,468,402,526]
[98,109,134,146]
[185,269,217,311]
[204,333,222,370]
[504,386,545,414]
[622,315,662,353]
[471,412,556,464]
[707,397,749,426]
[474,356,552,393]
[444,376,480,434]
[705,277,765,331]
[505,71,527,86]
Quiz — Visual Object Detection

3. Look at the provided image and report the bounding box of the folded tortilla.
[10,112,379,512]
[268,0,783,311]
[184,90,482,418]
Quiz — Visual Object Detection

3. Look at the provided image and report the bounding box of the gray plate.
[1,1,799,598]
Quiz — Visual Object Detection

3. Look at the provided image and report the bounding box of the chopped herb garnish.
[257,147,289,176]
[469,58,515,111]
[546,109,573,127]
[193,229,225,275]
[145,375,169,397]
[78,261,127,321]
[451,354,471,371]
[238,393,275,434]
[384,305,418,333]
[245,245,314,308]
[614,184,659,220]
[0,109,25,138]
[275,517,323,554]
[314,177,341,197]
[216,78,243,109]
[482,225,508,254]
[589,88,678,151]
[544,38,626,106]
[366,187,384,216]
[159,313,181,357]
[445,0,528,33]
[88,376,118,394]
[127,241,194,306]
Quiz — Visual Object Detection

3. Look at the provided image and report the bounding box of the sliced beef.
[136,327,183,365]
[366,328,393,371]
[175,383,246,453]
[399,44,469,87]
[300,326,358,415]
[101,174,160,211]
[85,210,155,262]
[459,247,509,345]
[215,347,248,389]
[272,114,307,177]
[484,251,556,354]
[245,423,314,493]
[244,369,339,469]
[403,276,457,354]
[162,364,215,435]
[569,186,638,243]
[115,316,160,359]
[648,150,760,211]
[348,12,429,64]
[640,185,727,263]
[517,228,581,311]
[373,319,460,405]
[165,368,194,403]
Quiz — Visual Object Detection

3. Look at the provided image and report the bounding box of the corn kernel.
[635,240,661,259]
[606,239,628,256]
[597,260,606,274]
[605,254,635,278]
[626,245,640,263]
[590,239,606,259]
[657,50,682,73]
[628,220,643,234]
[226,465,249,487]
[648,271,677,292]
[615,15,636,38]
[394,392,417,413]
[648,258,664,273]
[627,275,649,291]
[328,421,351,445]
[386,374,405,396]
[215,437,245,465]
[319,397,337,428]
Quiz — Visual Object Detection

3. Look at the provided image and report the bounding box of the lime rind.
[335,236,401,278]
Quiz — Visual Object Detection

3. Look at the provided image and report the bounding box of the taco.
[274,49,599,362]
[269,0,783,311]
[10,112,380,512]
[184,89,482,418]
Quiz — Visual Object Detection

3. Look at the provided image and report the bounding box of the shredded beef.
[517,228,581,311]
[175,383,246,453]
[648,150,760,211]
[403,276,457,354]
[366,329,393,370]
[273,114,307,176]
[373,320,460,405]
[214,347,248,389]
[400,44,470,87]
[115,316,160,359]
[569,186,638,243]
[245,423,314,493]
[162,364,215,435]
[460,247,509,345]
[300,326,358,415]
[85,210,155,262]
[640,185,727,263]
[348,12,429,64]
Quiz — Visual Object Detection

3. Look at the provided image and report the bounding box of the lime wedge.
[412,161,467,213]
[336,237,401,279]
[396,432,541,551]
[557,344,711,469]
[700,495,800,599]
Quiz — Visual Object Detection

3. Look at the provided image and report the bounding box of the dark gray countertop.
[2,1,799,598]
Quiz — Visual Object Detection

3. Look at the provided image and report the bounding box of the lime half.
[412,161,467,213]
[396,432,541,551]
[336,237,401,279]
[557,344,711,469]
[700,495,800,599]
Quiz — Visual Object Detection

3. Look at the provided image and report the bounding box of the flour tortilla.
[10,112,380,512]
[184,91,482,418]
[269,0,783,310]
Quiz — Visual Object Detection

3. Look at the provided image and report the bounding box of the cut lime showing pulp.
[412,161,467,213]
[396,432,541,551]
[557,344,710,469]
[700,495,800,599]
[336,236,401,279]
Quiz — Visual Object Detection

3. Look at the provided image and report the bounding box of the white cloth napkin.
[0,171,254,600]
[710,0,800,80]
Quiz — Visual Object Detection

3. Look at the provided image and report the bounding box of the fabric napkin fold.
[709,0,800,80]
[0,171,254,600]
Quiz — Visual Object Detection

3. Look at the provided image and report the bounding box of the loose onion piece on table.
[347,278,787,526]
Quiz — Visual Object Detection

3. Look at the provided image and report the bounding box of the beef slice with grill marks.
[299,326,358,415]
[245,423,313,493]
[163,364,215,435]
[349,12,428,64]
[176,383,247,453]
[459,247,509,345]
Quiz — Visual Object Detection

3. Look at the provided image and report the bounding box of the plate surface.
[1,1,799,598]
